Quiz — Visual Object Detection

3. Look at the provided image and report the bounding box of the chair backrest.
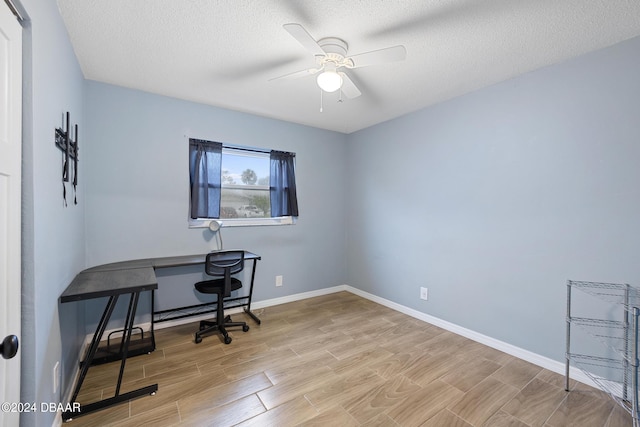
[205,250,245,278]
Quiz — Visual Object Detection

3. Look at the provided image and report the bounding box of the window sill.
[189,216,295,228]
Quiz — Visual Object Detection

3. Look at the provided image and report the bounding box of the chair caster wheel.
[243,325,250,332]
[224,336,232,344]
[194,334,202,344]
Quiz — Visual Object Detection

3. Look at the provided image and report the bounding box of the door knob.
[1,335,19,359]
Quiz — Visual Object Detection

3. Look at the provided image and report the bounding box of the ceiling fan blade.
[216,55,303,79]
[347,45,406,68]
[339,72,361,99]
[283,23,326,57]
[269,67,320,81]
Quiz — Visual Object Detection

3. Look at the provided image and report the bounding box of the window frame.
[188,142,297,228]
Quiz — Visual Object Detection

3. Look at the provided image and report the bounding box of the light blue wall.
[20,0,86,426]
[346,35,640,362]
[22,2,640,423]
[82,82,348,329]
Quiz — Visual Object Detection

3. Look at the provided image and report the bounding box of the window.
[189,139,298,227]
[220,147,270,219]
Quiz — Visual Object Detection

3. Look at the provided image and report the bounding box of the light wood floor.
[67,292,632,426]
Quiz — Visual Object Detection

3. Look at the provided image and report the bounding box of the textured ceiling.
[57,0,640,134]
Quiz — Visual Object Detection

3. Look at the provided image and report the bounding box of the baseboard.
[342,284,597,389]
[249,285,349,311]
[52,412,62,427]
[52,350,83,427]
[56,285,348,426]
[163,284,596,389]
[82,284,594,382]
[152,286,347,331]
[75,286,346,349]
[59,283,597,426]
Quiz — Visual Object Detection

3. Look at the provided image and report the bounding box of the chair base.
[194,315,249,345]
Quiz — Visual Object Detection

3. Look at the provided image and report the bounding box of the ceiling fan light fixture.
[316,64,343,92]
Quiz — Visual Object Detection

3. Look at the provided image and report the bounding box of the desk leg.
[70,295,119,404]
[115,291,140,394]
[63,292,158,421]
[243,258,261,325]
[150,289,156,351]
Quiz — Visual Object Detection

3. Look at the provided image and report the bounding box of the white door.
[0,2,22,426]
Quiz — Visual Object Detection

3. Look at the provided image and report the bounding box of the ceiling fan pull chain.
[320,89,324,113]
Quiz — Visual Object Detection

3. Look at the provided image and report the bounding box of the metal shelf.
[570,316,632,363]
[569,281,640,307]
[569,353,634,416]
[566,280,639,426]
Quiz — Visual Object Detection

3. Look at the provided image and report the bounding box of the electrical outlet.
[53,361,60,394]
[275,275,283,287]
[420,287,428,301]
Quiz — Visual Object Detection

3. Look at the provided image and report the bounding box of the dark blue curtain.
[270,150,299,217]
[189,139,222,219]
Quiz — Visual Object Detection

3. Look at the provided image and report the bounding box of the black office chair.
[194,250,249,344]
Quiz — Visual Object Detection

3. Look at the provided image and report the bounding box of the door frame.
[0,1,23,426]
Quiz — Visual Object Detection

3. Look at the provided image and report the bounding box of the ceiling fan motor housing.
[317,37,349,65]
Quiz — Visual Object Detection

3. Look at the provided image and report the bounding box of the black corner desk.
[59,250,261,421]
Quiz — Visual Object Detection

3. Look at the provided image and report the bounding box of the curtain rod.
[223,144,270,155]
[188,137,294,156]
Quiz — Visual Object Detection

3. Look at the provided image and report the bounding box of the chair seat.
[195,277,242,295]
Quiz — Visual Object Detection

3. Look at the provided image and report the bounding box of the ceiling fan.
[271,23,407,99]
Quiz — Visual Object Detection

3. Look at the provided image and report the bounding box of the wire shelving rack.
[565,280,640,426]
